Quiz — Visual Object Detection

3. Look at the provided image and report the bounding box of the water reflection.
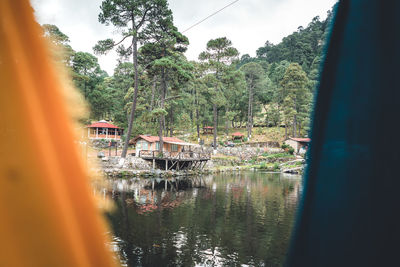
[98,171,301,267]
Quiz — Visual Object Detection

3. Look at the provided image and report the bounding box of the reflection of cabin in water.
[129,135,210,170]
[86,120,123,140]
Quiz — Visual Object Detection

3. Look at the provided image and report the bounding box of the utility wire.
[136,0,240,71]
[182,0,240,33]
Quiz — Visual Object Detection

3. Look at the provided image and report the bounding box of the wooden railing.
[139,150,210,160]
[88,134,121,139]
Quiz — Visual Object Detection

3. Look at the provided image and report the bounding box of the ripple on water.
[101,171,302,267]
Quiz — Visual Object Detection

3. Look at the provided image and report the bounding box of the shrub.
[281,143,290,150]
[273,163,280,171]
[288,147,295,155]
[259,162,268,169]
[243,137,248,142]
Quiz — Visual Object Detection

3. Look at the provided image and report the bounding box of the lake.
[99,171,302,267]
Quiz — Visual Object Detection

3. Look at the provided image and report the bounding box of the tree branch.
[165,95,182,102]
[114,34,131,47]
[136,7,151,28]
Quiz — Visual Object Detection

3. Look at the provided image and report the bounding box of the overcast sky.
[31,0,337,75]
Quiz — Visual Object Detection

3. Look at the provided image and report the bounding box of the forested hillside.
[42,2,336,151]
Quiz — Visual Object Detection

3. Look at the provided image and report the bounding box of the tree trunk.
[158,67,167,153]
[298,123,301,137]
[121,31,139,158]
[225,107,229,135]
[213,103,217,151]
[285,124,288,140]
[196,108,200,140]
[247,83,253,139]
[293,115,297,138]
[169,106,173,136]
[158,116,163,153]
[195,88,200,140]
[150,76,156,111]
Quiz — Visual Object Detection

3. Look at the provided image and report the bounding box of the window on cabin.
[171,144,178,152]
[156,142,160,150]
[141,141,148,150]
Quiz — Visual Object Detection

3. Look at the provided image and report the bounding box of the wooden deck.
[139,150,211,171]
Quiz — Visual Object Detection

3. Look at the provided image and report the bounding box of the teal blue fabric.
[286,0,400,266]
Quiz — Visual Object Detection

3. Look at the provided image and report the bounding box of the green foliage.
[261,152,294,159]
[42,5,334,145]
[279,63,311,136]
[151,108,168,117]
[42,24,75,66]
[278,144,296,155]
[281,143,290,150]
[256,15,332,72]
[265,104,281,127]
[273,163,280,171]
[259,162,268,169]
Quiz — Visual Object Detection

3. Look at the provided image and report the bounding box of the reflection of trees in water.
[104,172,301,266]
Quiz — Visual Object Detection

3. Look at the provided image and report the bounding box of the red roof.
[232,132,244,136]
[130,135,185,144]
[203,126,214,129]
[289,137,311,143]
[87,121,120,129]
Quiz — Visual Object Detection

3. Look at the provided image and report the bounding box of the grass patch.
[251,162,280,171]
[281,160,304,169]
[261,152,294,159]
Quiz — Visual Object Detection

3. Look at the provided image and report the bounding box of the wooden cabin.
[203,126,214,135]
[285,137,311,154]
[86,120,123,140]
[129,135,194,157]
[232,131,245,141]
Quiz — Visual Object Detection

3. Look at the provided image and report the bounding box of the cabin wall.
[134,138,184,158]
[285,139,300,152]
[87,127,121,140]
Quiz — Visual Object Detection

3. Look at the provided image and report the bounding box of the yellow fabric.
[0,1,116,266]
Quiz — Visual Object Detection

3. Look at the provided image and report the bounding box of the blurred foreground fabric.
[287,0,400,266]
[0,1,116,266]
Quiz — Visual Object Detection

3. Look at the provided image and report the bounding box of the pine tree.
[280,63,310,138]
[199,37,239,152]
[94,0,171,158]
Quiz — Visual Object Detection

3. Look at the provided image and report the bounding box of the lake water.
[100,171,302,267]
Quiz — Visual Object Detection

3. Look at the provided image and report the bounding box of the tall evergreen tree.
[199,37,239,152]
[42,24,75,67]
[240,62,265,139]
[139,6,190,153]
[94,0,171,158]
[280,63,310,138]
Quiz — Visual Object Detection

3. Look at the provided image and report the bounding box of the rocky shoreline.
[96,149,305,179]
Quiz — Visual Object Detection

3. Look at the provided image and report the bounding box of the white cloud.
[31,0,337,75]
